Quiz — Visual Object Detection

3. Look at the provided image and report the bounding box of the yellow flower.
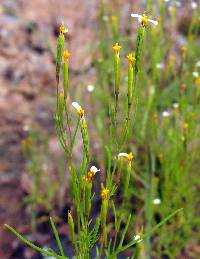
[195,77,200,87]
[118,152,134,161]
[112,43,122,56]
[59,23,68,35]
[72,102,85,118]
[181,46,187,56]
[168,55,176,64]
[127,53,136,66]
[63,50,70,63]
[101,188,110,200]
[68,210,73,221]
[183,122,189,132]
[84,166,100,183]
[131,13,158,27]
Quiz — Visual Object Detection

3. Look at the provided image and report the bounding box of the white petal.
[192,71,199,77]
[118,153,128,158]
[162,111,170,117]
[153,198,161,205]
[196,61,200,67]
[131,14,141,18]
[134,235,140,241]
[191,2,198,9]
[148,19,158,26]
[90,166,100,173]
[87,84,94,92]
[72,102,81,110]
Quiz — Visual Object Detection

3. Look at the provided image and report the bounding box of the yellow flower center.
[168,55,176,64]
[101,188,110,200]
[64,50,70,62]
[127,152,134,161]
[141,15,148,27]
[83,171,96,183]
[127,53,136,66]
[181,47,187,56]
[59,24,68,35]
[68,210,73,221]
[195,77,200,87]
[77,107,84,118]
[112,43,122,56]
[183,122,189,131]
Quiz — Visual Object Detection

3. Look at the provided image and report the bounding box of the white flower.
[176,1,182,7]
[134,235,143,243]
[23,125,30,132]
[192,71,199,78]
[196,61,200,67]
[72,101,81,110]
[156,63,164,69]
[173,103,179,109]
[118,152,134,161]
[153,198,161,205]
[72,102,84,117]
[102,15,109,22]
[131,13,158,26]
[191,2,198,9]
[90,166,100,173]
[87,84,94,92]
[162,111,170,117]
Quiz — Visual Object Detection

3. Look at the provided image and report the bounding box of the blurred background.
[0,0,199,258]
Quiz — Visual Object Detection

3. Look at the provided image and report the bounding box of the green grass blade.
[50,217,65,257]
[4,224,64,258]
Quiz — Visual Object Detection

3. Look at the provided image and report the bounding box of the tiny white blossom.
[90,166,100,173]
[72,102,84,117]
[191,2,198,9]
[173,103,179,109]
[176,1,182,7]
[162,111,170,117]
[72,102,81,110]
[192,71,199,78]
[195,61,200,67]
[118,152,134,161]
[87,84,95,92]
[153,198,161,205]
[134,235,143,243]
[118,152,128,158]
[23,125,30,132]
[156,63,164,69]
[131,13,158,26]
[102,15,109,22]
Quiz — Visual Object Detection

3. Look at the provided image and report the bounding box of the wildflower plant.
[5,4,195,259]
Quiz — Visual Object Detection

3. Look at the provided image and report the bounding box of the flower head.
[112,43,122,56]
[59,22,68,35]
[183,122,189,132]
[131,13,158,27]
[181,46,187,56]
[72,102,85,118]
[153,198,161,205]
[101,188,110,200]
[87,84,94,92]
[63,50,70,62]
[84,166,100,183]
[118,152,134,161]
[68,210,73,221]
[162,110,170,118]
[127,53,136,66]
